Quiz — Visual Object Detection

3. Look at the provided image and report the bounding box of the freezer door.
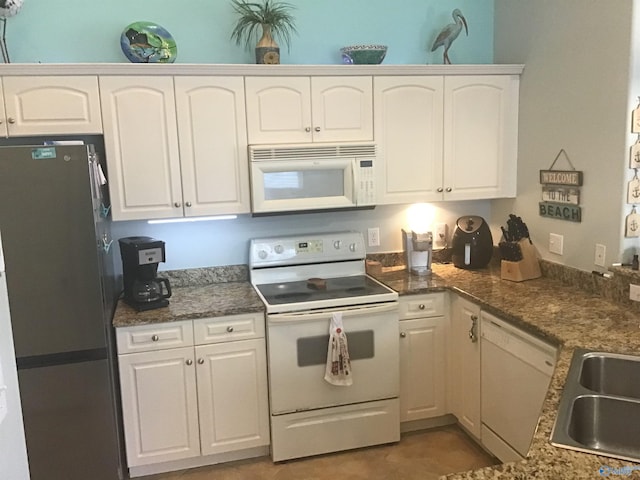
[18,359,122,480]
[0,144,106,357]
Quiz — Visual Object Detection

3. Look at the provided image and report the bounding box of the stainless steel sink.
[579,353,640,399]
[551,349,640,462]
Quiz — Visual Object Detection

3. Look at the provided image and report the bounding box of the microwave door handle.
[351,159,358,205]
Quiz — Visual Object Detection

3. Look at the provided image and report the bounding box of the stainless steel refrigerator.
[0,143,124,480]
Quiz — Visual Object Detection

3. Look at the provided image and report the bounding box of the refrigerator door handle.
[0,229,5,275]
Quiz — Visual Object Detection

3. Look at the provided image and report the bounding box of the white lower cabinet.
[116,313,269,476]
[399,293,447,423]
[448,295,481,439]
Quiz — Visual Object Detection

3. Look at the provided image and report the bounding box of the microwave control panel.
[356,159,375,206]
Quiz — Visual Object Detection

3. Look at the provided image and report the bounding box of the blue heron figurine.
[431,9,468,64]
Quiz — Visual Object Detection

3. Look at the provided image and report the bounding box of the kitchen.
[1,0,640,479]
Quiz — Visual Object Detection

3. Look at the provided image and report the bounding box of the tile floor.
[144,425,498,480]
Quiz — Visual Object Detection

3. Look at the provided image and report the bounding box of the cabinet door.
[100,76,183,221]
[2,76,102,136]
[118,347,200,467]
[448,295,481,439]
[245,76,312,144]
[443,75,519,200]
[195,339,270,456]
[175,76,250,216]
[311,76,373,143]
[399,316,446,422]
[374,76,444,204]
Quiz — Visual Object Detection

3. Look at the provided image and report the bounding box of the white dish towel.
[324,312,353,386]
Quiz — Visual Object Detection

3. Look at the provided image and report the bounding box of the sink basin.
[579,353,640,399]
[551,349,640,462]
[567,395,640,459]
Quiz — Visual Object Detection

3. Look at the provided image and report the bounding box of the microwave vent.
[250,143,376,161]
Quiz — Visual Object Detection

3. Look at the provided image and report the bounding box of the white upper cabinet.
[174,76,250,217]
[374,76,444,204]
[245,76,373,144]
[0,76,102,136]
[101,76,250,221]
[374,74,519,204]
[443,75,518,200]
[100,76,183,221]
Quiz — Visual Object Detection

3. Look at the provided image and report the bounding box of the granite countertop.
[372,263,640,480]
[112,281,264,328]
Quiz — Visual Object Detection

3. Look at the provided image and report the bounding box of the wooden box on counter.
[501,239,542,282]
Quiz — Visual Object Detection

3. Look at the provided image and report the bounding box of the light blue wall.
[7,0,493,65]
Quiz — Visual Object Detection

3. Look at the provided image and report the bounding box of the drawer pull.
[418,304,426,310]
[151,334,159,342]
[226,326,234,333]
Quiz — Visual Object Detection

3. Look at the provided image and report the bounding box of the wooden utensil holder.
[501,239,541,282]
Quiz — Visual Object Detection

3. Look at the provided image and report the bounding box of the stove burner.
[274,292,313,301]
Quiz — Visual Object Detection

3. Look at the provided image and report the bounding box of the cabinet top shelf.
[0,63,525,77]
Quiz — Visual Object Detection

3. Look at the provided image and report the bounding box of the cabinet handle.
[418,304,425,310]
[185,201,192,207]
[314,127,321,132]
[437,187,444,193]
[7,117,15,124]
[400,332,406,338]
[151,334,159,342]
[445,187,452,192]
[186,359,193,366]
[469,315,478,343]
[174,202,181,208]
[226,326,234,333]
[305,127,311,132]
[197,358,204,365]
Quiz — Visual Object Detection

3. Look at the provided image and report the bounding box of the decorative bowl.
[340,45,388,65]
[120,21,177,63]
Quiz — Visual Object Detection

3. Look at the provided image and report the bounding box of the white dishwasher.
[480,311,557,463]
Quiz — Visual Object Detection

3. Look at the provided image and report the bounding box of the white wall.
[111,201,491,270]
[493,0,633,271]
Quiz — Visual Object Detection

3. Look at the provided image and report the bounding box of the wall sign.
[539,149,583,222]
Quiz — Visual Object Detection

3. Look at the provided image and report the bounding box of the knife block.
[501,239,541,282]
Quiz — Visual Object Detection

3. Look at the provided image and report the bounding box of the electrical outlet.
[367,227,380,247]
[434,223,447,248]
[549,233,564,255]
[594,244,606,267]
[630,284,640,302]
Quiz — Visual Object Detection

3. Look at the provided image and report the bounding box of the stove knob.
[333,240,342,249]
[349,243,357,252]
[274,244,284,254]
[258,250,268,260]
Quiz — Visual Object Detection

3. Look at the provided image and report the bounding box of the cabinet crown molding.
[0,63,524,77]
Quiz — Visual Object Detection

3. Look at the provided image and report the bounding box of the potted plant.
[230,0,297,64]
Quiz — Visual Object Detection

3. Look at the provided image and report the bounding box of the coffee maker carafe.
[402,229,433,276]
[119,236,172,311]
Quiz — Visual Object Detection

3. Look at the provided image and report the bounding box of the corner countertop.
[112,281,264,328]
[372,263,640,479]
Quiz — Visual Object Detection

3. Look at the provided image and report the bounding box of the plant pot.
[255,25,280,64]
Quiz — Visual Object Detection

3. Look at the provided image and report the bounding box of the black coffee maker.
[119,236,172,311]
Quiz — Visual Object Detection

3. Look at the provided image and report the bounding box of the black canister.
[451,216,494,269]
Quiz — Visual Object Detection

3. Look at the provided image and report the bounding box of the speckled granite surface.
[371,263,640,480]
[112,281,264,327]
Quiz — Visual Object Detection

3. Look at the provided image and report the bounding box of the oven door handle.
[268,302,398,324]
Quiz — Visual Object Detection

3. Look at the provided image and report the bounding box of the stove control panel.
[250,231,365,268]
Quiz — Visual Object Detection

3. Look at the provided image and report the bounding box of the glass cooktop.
[255,275,394,306]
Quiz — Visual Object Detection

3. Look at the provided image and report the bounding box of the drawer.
[399,293,446,319]
[194,312,265,345]
[116,320,194,354]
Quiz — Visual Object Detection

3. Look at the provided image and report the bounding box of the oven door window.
[297,330,374,366]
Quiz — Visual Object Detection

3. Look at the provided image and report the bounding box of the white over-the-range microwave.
[248,143,377,214]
